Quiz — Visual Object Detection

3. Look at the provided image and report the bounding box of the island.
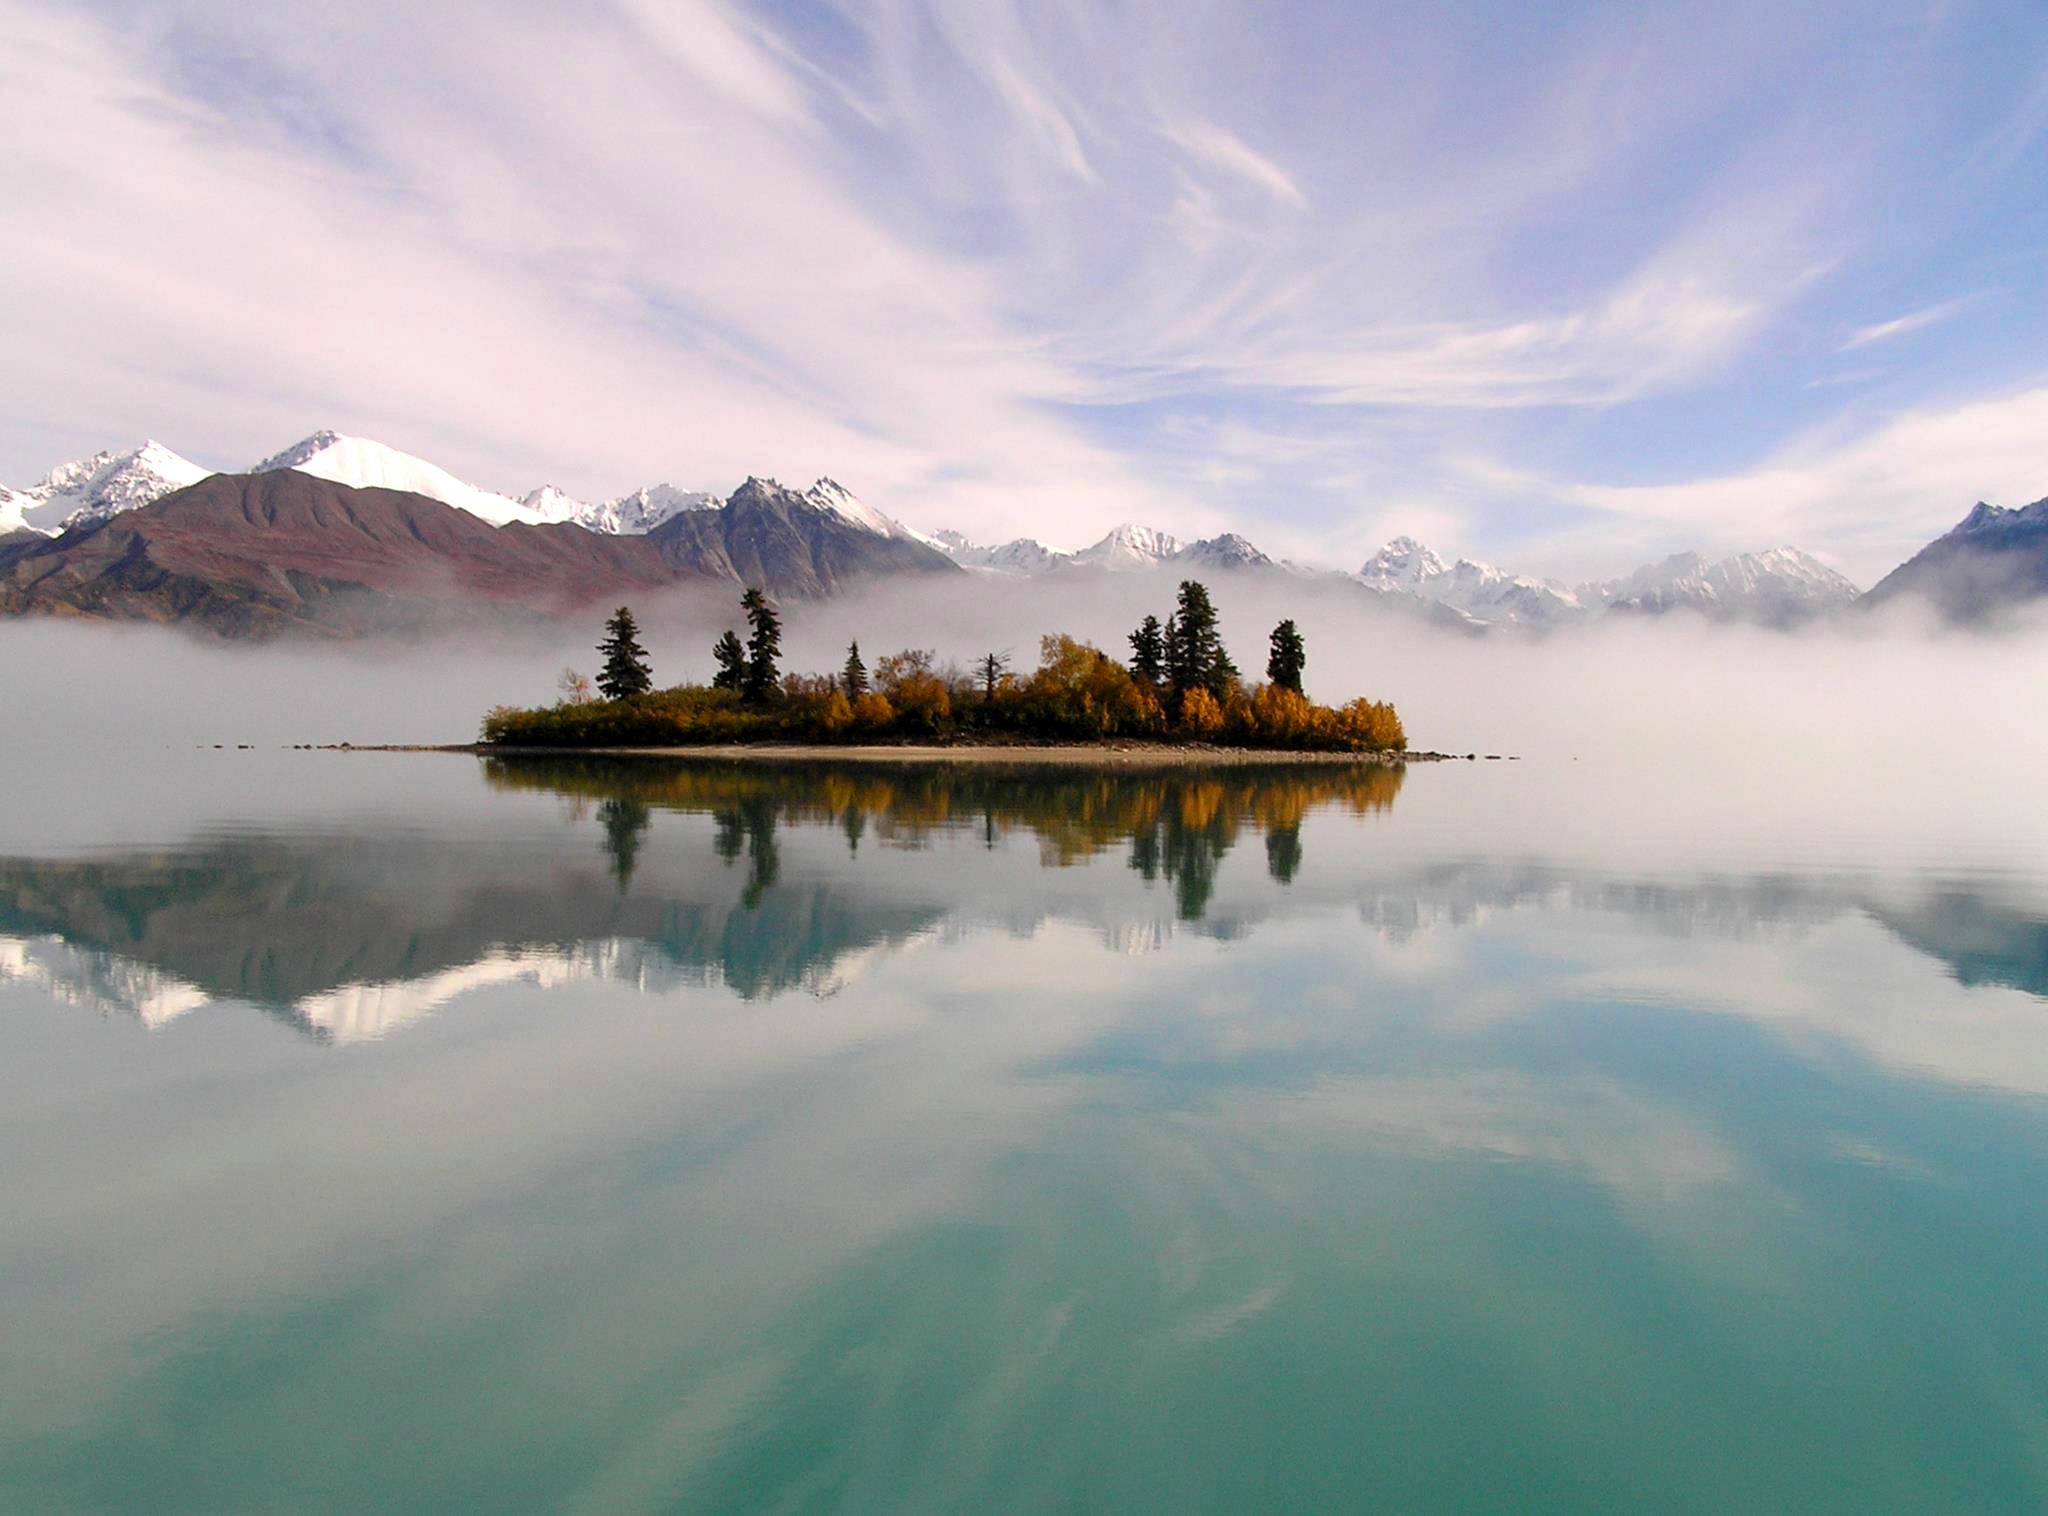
[482,581,1413,760]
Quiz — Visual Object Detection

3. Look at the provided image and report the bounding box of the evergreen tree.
[1170,580,1236,697]
[1162,611,1189,705]
[979,650,1010,700]
[841,640,869,697]
[595,606,653,699]
[1128,615,1165,687]
[711,630,746,691]
[740,588,782,705]
[1267,618,1306,693]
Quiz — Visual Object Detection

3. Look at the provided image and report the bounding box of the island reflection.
[0,756,2042,1057]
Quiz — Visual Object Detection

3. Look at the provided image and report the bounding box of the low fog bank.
[2,576,2046,868]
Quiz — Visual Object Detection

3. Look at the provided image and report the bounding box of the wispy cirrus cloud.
[2,0,2045,571]
[1839,295,1978,351]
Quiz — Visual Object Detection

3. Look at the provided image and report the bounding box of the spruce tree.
[740,588,782,705]
[1128,615,1165,687]
[1267,618,1305,693]
[842,640,869,697]
[711,630,746,691]
[595,606,653,699]
[1171,580,1236,697]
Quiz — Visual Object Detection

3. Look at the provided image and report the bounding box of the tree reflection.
[485,755,1404,922]
[597,797,651,893]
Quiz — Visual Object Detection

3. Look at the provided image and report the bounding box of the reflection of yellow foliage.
[481,757,1404,860]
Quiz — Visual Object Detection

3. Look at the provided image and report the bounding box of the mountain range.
[1,430,2040,636]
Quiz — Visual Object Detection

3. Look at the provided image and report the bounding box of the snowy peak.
[0,440,209,535]
[1356,537,1579,624]
[1075,523,1182,571]
[1357,536,1450,593]
[524,481,717,535]
[1589,546,1858,622]
[586,483,718,535]
[251,431,544,527]
[931,530,1071,575]
[1179,532,1272,569]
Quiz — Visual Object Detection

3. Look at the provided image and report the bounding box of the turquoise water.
[3,751,2047,1513]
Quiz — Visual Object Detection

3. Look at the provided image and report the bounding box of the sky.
[1,0,2045,583]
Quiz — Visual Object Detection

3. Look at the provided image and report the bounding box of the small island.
[482,579,1410,761]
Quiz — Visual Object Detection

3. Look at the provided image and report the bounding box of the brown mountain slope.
[0,470,962,637]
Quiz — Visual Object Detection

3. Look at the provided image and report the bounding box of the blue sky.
[2,0,2045,580]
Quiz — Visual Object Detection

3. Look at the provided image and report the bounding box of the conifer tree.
[842,640,869,697]
[711,630,746,691]
[1170,580,1236,697]
[740,588,782,705]
[595,606,653,699]
[1267,618,1306,693]
[1128,615,1165,687]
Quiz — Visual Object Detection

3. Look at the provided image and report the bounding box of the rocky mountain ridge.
[3,430,2041,628]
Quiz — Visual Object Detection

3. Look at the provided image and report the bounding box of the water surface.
[3,751,2046,1513]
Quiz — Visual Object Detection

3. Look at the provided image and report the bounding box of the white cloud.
[1159,119,1307,207]
[1839,295,1976,351]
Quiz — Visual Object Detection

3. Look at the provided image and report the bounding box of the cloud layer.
[2,0,2045,576]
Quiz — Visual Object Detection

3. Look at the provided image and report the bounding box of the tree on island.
[841,640,869,697]
[1127,615,1165,689]
[1267,619,1305,693]
[979,650,1010,701]
[557,668,593,705]
[711,630,746,692]
[596,606,653,699]
[740,588,782,705]
[1166,581,1236,701]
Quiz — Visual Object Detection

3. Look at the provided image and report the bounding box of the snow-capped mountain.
[1178,532,1273,570]
[929,523,1276,577]
[585,483,719,534]
[930,530,1074,575]
[1359,538,1582,625]
[524,482,720,535]
[253,431,553,527]
[803,476,946,548]
[0,442,209,536]
[255,432,724,535]
[1357,536,1450,594]
[1356,536,1860,627]
[1074,523,1182,571]
[1587,548,1860,624]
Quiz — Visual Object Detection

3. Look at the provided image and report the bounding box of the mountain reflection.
[0,756,2043,1048]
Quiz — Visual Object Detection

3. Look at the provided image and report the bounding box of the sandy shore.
[325,742,1471,767]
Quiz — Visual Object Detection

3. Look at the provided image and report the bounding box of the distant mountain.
[0,430,1900,633]
[1357,535,1858,628]
[251,431,554,527]
[930,530,1072,575]
[1359,537,1583,626]
[0,442,209,536]
[648,477,960,601]
[1863,497,2048,621]
[526,482,720,535]
[932,523,1275,578]
[0,470,959,637]
[258,432,725,535]
[1587,548,1859,626]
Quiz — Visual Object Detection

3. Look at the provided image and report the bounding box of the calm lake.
[3,749,2047,1513]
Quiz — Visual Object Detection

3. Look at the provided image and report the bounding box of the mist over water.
[5,581,2046,868]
